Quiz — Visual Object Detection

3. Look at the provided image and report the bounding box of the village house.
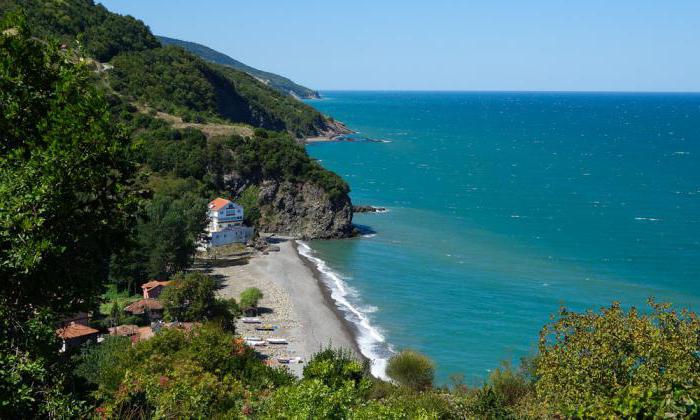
[108,324,154,343]
[206,197,254,246]
[124,298,164,320]
[141,280,172,299]
[56,322,100,352]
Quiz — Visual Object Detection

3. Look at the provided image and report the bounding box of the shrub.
[536,300,700,418]
[73,336,132,399]
[239,287,263,308]
[303,348,368,390]
[386,350,435,391]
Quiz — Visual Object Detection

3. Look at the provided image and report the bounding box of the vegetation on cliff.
[158,35,320,99]
[0,0,337,138]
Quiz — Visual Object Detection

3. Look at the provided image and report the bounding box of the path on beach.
[211,240,357,377]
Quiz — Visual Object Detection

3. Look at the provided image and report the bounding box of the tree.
[239,287,264,309]
[159,272,237,326]
[536,300,700,418]
[386,350,435,391]
[0,13,137,417]
[109,301,122,327]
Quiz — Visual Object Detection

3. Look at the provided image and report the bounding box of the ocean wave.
[296,241,392,379]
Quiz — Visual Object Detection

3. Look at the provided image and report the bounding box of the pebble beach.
[211,239,358,377]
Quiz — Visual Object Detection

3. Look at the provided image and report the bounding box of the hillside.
[0,0,354,238]
[158,35,320,99]
[0,0,344,138]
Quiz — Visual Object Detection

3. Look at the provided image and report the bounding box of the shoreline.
[292,240,364,358]
[211,239,361,377]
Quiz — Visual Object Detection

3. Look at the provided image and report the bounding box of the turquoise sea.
[302,91,700,384]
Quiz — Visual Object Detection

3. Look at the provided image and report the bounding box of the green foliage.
[87,323,293,417]
[303,348,369,390]
[237,184,261,226]
[215,64,329,138]
[0,14,136,416]
[487,360,533,408]
[351,391,452,420]
[73,336,132,399]
[111,192,207,283]
[386,350,436,391]
[239,287,264,308]
[259,379,366,419]
[1,0,160,61]
[159,272,238,327]
[227,132,350,200]
[158,35,320,99]
[536,300,700,418]
[0,11,137,315]
[109,45,332,137]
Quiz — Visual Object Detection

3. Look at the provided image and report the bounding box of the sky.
[100,0,700,92]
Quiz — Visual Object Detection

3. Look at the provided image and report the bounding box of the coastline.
[292,240,363,357]
[212,239,360,377]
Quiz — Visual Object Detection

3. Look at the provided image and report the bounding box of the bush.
[239,287,263,308]
[73,336,132,399]
[303,348,368,390]
[536,300,700,418]
[386,350,435,391]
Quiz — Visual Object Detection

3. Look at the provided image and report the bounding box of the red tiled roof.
[141,280,172,291]
[108,324,140,337]
[138,326,154,341]
[57,322,99,339]
[208,197,231,211]
[124,299,164,314]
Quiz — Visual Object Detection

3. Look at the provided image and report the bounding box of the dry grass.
[135,104,255,138]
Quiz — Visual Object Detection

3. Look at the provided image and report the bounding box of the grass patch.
[99,284,141,316]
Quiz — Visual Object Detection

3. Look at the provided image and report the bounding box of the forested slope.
[0,0,343,138]
[158,35,320,99]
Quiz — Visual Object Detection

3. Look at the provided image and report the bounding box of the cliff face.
[256,180,354,239]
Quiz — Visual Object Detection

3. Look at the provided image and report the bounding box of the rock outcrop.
[353,205,387,213]
[255,180,353,239]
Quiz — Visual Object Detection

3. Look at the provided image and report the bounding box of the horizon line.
[312,89,700,94]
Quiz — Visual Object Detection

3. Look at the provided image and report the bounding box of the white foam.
[296,241,392,379]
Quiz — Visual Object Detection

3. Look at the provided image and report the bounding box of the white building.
[206,197,254,246]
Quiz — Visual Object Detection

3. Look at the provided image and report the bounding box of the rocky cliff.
[256,180,353,239]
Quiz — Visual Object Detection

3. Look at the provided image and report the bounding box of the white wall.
[210,226,254,246]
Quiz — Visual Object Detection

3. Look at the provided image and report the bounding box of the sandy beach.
[210,239,358,377]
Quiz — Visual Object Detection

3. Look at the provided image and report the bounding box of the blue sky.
[100,0,699,92]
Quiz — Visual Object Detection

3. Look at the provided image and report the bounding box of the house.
[56,322,99,352]
[206,197,254,246]
[108,324,140,338]
[124,299,164,320]
[108,324,154,343]
[141,280,172,299]
[208,197,244,231]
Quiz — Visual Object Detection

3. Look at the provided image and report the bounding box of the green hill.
[158,35,320,100]
[0,0,336,138]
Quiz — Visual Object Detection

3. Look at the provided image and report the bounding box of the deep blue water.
[302,91,700,384]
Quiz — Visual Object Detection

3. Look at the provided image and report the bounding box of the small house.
[108,324,140,338]
[124,298,164,320]
[56,322,99,352]
[141,280,172,299]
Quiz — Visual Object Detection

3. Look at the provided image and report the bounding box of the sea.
[302,91,700,384]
